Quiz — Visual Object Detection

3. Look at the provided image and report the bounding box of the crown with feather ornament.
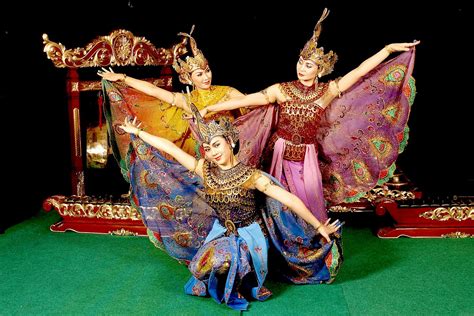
[172,25,209,85]
[300,8,338,77]
[189,102,239,145]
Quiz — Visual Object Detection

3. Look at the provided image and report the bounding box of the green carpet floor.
[1,211,473,315]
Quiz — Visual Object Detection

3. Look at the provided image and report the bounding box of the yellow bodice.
[152,85,237,155]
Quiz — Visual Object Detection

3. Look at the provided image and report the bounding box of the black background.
[1,0,472,228]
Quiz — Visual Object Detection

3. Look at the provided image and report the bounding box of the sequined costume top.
[267,80,329,161]
[202,160,264,235]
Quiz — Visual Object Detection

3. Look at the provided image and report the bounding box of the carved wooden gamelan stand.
[329,170,473,238]
[373,172,473,238]
[375,195,474,238]
[42,30,187,236]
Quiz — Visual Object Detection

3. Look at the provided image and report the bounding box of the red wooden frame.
[42,30,187,235]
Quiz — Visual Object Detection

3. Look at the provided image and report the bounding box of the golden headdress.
[172,25,209,85]
[189,101,239,145]
[300,8,338,77]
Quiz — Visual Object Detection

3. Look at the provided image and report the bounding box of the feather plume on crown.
[300,8,338,77]
[172,25,209,85]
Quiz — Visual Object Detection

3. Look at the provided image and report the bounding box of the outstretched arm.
[200,84,281,117]
[337,41,420,93]
[254,173,341,242]
[120,117,203,177]
[97,67,190,112]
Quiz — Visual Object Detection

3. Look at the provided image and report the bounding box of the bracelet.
[171,92,176,106]
[384,45,394,54]
[120,74,127,82]
[334,79,342,98]
[315,223,322,230]
[191,159,199,173]
[136,129,142,137]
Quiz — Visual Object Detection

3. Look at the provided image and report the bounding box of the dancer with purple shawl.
[118,103,343,311]
[202,8,419,221]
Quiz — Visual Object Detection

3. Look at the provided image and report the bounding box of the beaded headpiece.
[300,8,338,77]
[189,102,239,145]
[172,26,209,85]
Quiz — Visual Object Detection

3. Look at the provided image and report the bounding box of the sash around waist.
[268,133,317,161]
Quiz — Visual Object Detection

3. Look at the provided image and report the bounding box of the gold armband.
[260,89,271,103]
[261,179,275,193]
[334,79,342,98]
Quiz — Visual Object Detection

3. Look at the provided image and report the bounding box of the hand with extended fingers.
[316,218,344,242]
[97,67,127,82]
[384,40,420,54]
[119,116,142,136]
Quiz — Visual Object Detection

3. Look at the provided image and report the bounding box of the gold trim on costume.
[281,82,327,103]
[202,161,263,234]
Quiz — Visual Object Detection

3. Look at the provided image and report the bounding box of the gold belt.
[269,134,308,161]
[222,217,266,236]
[283,142,307,161]
[224,219,237,234]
